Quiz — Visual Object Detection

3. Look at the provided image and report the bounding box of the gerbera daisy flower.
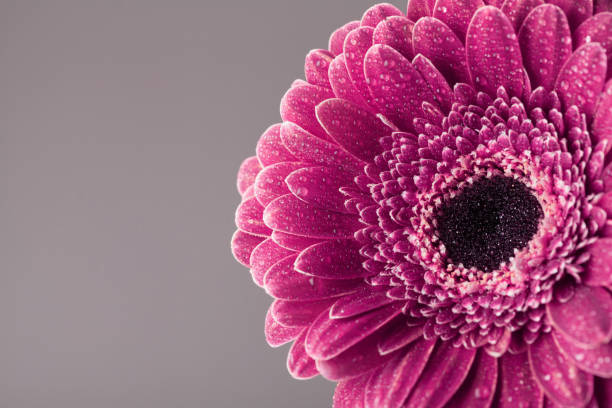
[232,1,612,406]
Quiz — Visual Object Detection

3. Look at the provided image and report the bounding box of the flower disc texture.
[232,1,612,407]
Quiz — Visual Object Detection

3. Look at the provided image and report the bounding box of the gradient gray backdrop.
[1,1,404,407]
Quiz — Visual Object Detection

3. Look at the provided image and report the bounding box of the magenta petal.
[231,230,265,268]
[554,330,612,378]
[403,342,477,408]
[237,156,261,195]
[364,44,437,131]
[280,83,334,141]
[373,16,415,61]
[316,327,405,381]
[574,12,612,79]
[328,54,371,109]
[286,166,355,213]
[585,238,612,287]
[250,239,294,287]
[407,0,435,21]
[593,80,612,149]
[412,17,470,85]
[265,306,303,348]
[280,122,365,174]
[468,7,525,98]
[547,285,612,349]
[529,333,594,407]
[333,374,369,408]
[296,240,372,280]
[271,231,325,251]
[263,194,362,239]
[343,27,375,107]
[377,323,423,356]
[288,329,319,379]
[548,0,592,28]
[518,4,572,91]
[264,254,363,301]
[555,43,607,120]
[364,338,436,408]
[412,54,454,113]
[502,0,544,30]
[360,3,403,28]
[329,21,360,56]
[235,196,272,237]
[497,352,543,408]
[432,0,485,41]
[254,162,303,206]
[595,377,612,406]
[272,298,334,328]
[330,287,396,319]
[256,124,296,167]
[306,302,402,360]
[304,49,334,88]
[316,98,390,162]
[445,351,498,408]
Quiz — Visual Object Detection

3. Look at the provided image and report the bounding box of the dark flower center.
[435,175,543,272]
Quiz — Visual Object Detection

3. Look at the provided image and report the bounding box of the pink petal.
[256,124,296,167]
[529,333,594,407]
[271,230,324,251]
[364,338,436,408]
[407,0,435,21]
[432,0,485,41]
[554,330,612,378]
[330,287,396,319]
[360,3,403,28]
[547,285,612,349]
[264,254,363,301]
[304,49,334,88]
[231,230,265,268]
[250,239,294,287]
[412,54,454,113]
[271,298,334,327]
[264,306,303,348]
[466,6,525,97]
[412,17,470,85]
[329,21,360,56]
[328,54,371,109]
[502,0,544,30]
[364,44,437,131]
[377,323,423,356]
[286,166,355,213]
[584,238,612,287]
[496,352,543,408]
[373,16,415,61]
[403,342,477,408]
[593,80,612,149]
[235,196,272,237]
[254,161,303,206]
[296,240,372,280]
[306,302,402,360]
[316,327,406,381]
[263,194,362,239]
[445,351,498,408]
[316,98,390,162]
[574,12,612,79]
[287,329,319,379]
[518,4,572,91]
[595,0,612,13]
[280,83,335,141]
[343,27,375,107]
[555,43,607,120]
[280,122,366,174]
[548,0,593,28]
[333,374,369,408]
[237,156,261,195]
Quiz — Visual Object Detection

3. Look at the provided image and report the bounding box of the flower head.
[232,1,612,406]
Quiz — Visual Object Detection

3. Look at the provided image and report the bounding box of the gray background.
[0,1,403,407]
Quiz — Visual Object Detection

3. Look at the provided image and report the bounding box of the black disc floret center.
[435,175,543,272]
